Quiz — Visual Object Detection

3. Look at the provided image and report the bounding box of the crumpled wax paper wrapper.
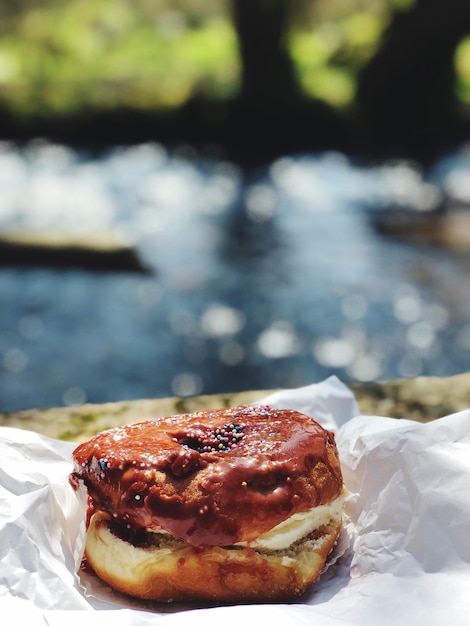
[1,375,470,626]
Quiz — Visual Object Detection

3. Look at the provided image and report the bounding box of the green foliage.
[0,0,239,119]
[455,36,470,104]
[8,0,469,123]
[289,1,392,108]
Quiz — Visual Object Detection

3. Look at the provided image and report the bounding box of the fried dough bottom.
[84,511,342,604]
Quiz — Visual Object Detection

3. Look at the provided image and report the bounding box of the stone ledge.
[1,373,469,443]
[349,372,470,422]
[0,230,149,273]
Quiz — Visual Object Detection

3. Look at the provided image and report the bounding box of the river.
[0,140,469,412]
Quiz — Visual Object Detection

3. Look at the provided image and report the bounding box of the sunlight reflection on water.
[0,140,469,411]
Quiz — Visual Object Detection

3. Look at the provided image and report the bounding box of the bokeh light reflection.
[0,141,469,410]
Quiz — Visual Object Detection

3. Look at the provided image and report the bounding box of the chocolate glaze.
[71,405,343,548]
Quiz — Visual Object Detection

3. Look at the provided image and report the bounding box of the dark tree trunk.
[231,0,300,105]
[224,0,349,164]
[355,0,470,161]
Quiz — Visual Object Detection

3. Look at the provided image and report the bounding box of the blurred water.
[0,140,469,412]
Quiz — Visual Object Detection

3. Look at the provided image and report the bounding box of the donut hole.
[243,471,289,495]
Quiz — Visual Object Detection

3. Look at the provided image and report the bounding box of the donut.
[70,404,344,603]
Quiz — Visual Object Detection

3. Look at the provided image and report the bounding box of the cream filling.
[147,493,343,551]
[236,494,344,551]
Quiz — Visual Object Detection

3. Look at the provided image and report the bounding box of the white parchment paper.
[1,376,470,625]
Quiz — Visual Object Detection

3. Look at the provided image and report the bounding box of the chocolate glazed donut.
[71,405,344,603]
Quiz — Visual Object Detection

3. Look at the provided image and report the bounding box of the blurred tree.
[226,0,348,163]
[231,0,300,104]
[2,0,470,163]
[355,0,470,160]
